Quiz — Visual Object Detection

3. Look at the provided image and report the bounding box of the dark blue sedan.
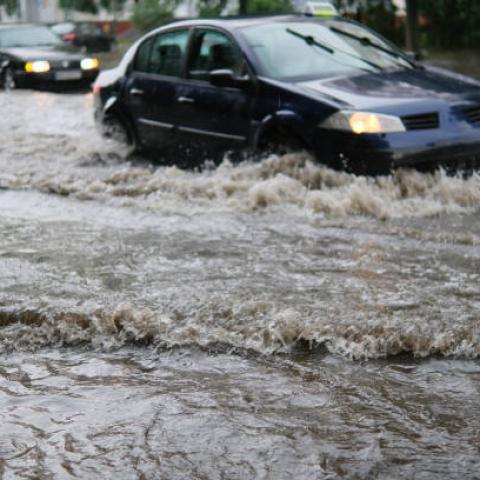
[94,13,480,175]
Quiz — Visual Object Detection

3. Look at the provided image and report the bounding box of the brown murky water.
[0,90,479,479]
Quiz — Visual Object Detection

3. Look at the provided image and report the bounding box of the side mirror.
[209,69,251,89]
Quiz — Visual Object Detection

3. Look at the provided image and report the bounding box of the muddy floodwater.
[0,90,479,479]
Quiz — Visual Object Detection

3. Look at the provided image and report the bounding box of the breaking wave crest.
[1,302,479,360]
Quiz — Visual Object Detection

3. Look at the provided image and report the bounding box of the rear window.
[51,23,75,35]
[133,29,189,78]
[78,23,103,35]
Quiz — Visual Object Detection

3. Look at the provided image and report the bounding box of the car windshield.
[0,26,63,48]
[241,20,413,81]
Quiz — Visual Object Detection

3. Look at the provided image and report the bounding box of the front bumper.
[316,125,480,175]
[15,68,99,86]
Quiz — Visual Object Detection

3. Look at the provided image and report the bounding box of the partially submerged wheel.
[102,115,136,157]
[3,67,16,91]
[258,127,308,157]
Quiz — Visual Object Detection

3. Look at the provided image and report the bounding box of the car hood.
[297,66,480,112]
[3,46,84,61]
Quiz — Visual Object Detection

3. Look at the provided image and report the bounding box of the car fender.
[254,110,313,150]
[0,59,9,80]
[103,95,117,116]
[101,94,138,145]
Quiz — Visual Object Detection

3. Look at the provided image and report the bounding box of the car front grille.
[401,112,440,131]
[50,60,82,70]
[462,105,480,125]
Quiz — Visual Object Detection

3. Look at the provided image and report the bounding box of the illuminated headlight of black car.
[80,58,99,71]
[320,111,406,134]
[25,60,51,73]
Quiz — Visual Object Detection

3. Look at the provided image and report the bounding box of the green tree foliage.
[333,0,480,50]
[418,0,480,48]
[199,0,291,16]
[99,0,128,13]
[0,0,18,17]
[198,0,227,16]
[58,0,99,14]
[58,0,128,15]
[132,0,178,32]
[357,1,402,44]
[245,0,293,14]
[333,0,357,12]
[335,0,402,44]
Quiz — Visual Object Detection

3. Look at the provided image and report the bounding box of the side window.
[133,29,189,77]
[188,30,245,81]
[149,29,189,77]
[133,37,153,73]
[83,24,102,35]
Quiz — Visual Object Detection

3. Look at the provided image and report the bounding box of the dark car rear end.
[52,22,114,53]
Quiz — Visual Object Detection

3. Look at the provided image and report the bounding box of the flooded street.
[0,90,480,479]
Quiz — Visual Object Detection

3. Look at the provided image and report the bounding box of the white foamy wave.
[1,302,479,360]
[2,148,480,219]
[1,91,480,219]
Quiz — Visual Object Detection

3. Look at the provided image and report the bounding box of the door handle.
[129,88,144,96]
[177,96,195,104]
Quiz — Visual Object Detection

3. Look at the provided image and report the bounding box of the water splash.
[1,301,479,360]
[2,148,480,219]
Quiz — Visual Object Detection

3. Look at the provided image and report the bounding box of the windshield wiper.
[286,28,334,54]
[329,26,415,68]
[286,28,384,72]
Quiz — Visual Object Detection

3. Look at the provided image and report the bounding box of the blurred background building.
[0,0,136,22]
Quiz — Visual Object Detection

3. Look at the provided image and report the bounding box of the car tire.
[3,67,16,90]
[103,115,137,157]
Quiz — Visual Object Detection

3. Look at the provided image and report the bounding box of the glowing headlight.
[25,61,50,73]
[320,111,406,134]
[81,58,99,71]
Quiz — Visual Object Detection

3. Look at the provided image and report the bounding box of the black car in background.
[0,24,100,89]
[51,22,114,53]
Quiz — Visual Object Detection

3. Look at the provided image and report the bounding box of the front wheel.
[102,115,137,157]
[3,67,16,90]
[257,126,309,158]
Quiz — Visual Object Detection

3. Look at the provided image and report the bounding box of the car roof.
[152,14,342,33]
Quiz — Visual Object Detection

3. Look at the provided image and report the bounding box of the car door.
[123,28,190,149]
[175,28,254,156]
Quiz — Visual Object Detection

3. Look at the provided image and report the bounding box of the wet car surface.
[95,15,480,175]
[0,89,480,478]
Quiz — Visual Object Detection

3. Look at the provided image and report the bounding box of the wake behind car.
[0,24,100,89]
[94,11,480,175]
